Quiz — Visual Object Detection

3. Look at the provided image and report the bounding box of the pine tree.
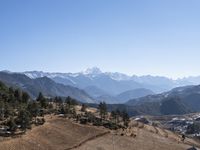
[4,102,14,118]
[116,109,121,123]
[14,89,22,102]
[98,102,107,119]
[81,104,87,112]
[65,96,78,106]
[7,117,17,134]
[17,109,31,131]
[111,110,117,123]
[121,110,130,127]
[36,92,47,108]
[28,101,39,123]
[0,101,5,120]
[22,92,30,103]
[60,104,66,114]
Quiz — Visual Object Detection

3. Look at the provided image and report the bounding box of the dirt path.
[74,122,200,150]
[66,131,110,150]
[74,131,192,150]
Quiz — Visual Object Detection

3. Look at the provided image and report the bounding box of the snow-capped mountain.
[82,67,102,75]
[105,72,131,81]
[2,67,200,104]
[21,67,200,97]
[24,67,130,81]
[24,68,144,95]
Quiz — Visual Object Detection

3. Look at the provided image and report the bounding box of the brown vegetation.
[0,116,200,150]
[0,115,107,150]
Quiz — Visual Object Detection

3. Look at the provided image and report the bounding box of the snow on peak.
[83,67,102,75]
[105,72,131,81]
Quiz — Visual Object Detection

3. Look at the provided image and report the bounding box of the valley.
[1,69,200,149]
[144,113,200,138]
[2,0,200,149]
[0,77,200,150]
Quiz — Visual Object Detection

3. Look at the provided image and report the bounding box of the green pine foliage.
[98,102,107,119]
[0,81,48,134]
[0,80,129,136]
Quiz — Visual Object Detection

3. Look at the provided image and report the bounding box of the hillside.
[96,95,119,104]
[116,88,154,103]
[125,85,200,116]
[75,121,200,150]
[0,80,199,149]
[84,86,109,98]
[85,87,154,104]
[0,115,199,150]
[0,72,96,103]
[0,116,107,150]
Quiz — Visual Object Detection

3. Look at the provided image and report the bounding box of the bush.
[80,118,88,124]
[93,118,103,126]
[7,117,17,134]
[103,121,120,130]
[36,118,45,125]
[17,109,31,131]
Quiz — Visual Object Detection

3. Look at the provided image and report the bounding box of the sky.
[0,0,200,79]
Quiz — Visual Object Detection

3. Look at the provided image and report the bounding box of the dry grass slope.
[0,116,107,150]
[75,121,200,150]
[0,116,200,150]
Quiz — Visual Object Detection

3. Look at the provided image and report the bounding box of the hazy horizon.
[2,67,200,80]
[1,0,200,78]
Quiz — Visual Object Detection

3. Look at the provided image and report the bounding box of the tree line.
[0,81,130,135]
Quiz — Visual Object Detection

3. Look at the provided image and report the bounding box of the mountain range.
[0,72,96,103]
[2,67,200,105]
[22,67,200,102]
[23,67,200,94]
[0,71,155,104]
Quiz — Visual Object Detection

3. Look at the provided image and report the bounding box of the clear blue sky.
[1,0,200,78]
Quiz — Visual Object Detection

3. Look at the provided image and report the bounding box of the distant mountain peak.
[83,67,102,75]
[1,70,12,74]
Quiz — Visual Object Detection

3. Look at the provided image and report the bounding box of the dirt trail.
[74,121,200,150]
[66,131,110,150]
[74,128,194,150]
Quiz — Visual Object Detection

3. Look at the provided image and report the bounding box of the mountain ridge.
[18,68,200,95]
[21,68,200,90]
[0,71,96,103]
[3,68,200,105]
[124,84,200,115]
